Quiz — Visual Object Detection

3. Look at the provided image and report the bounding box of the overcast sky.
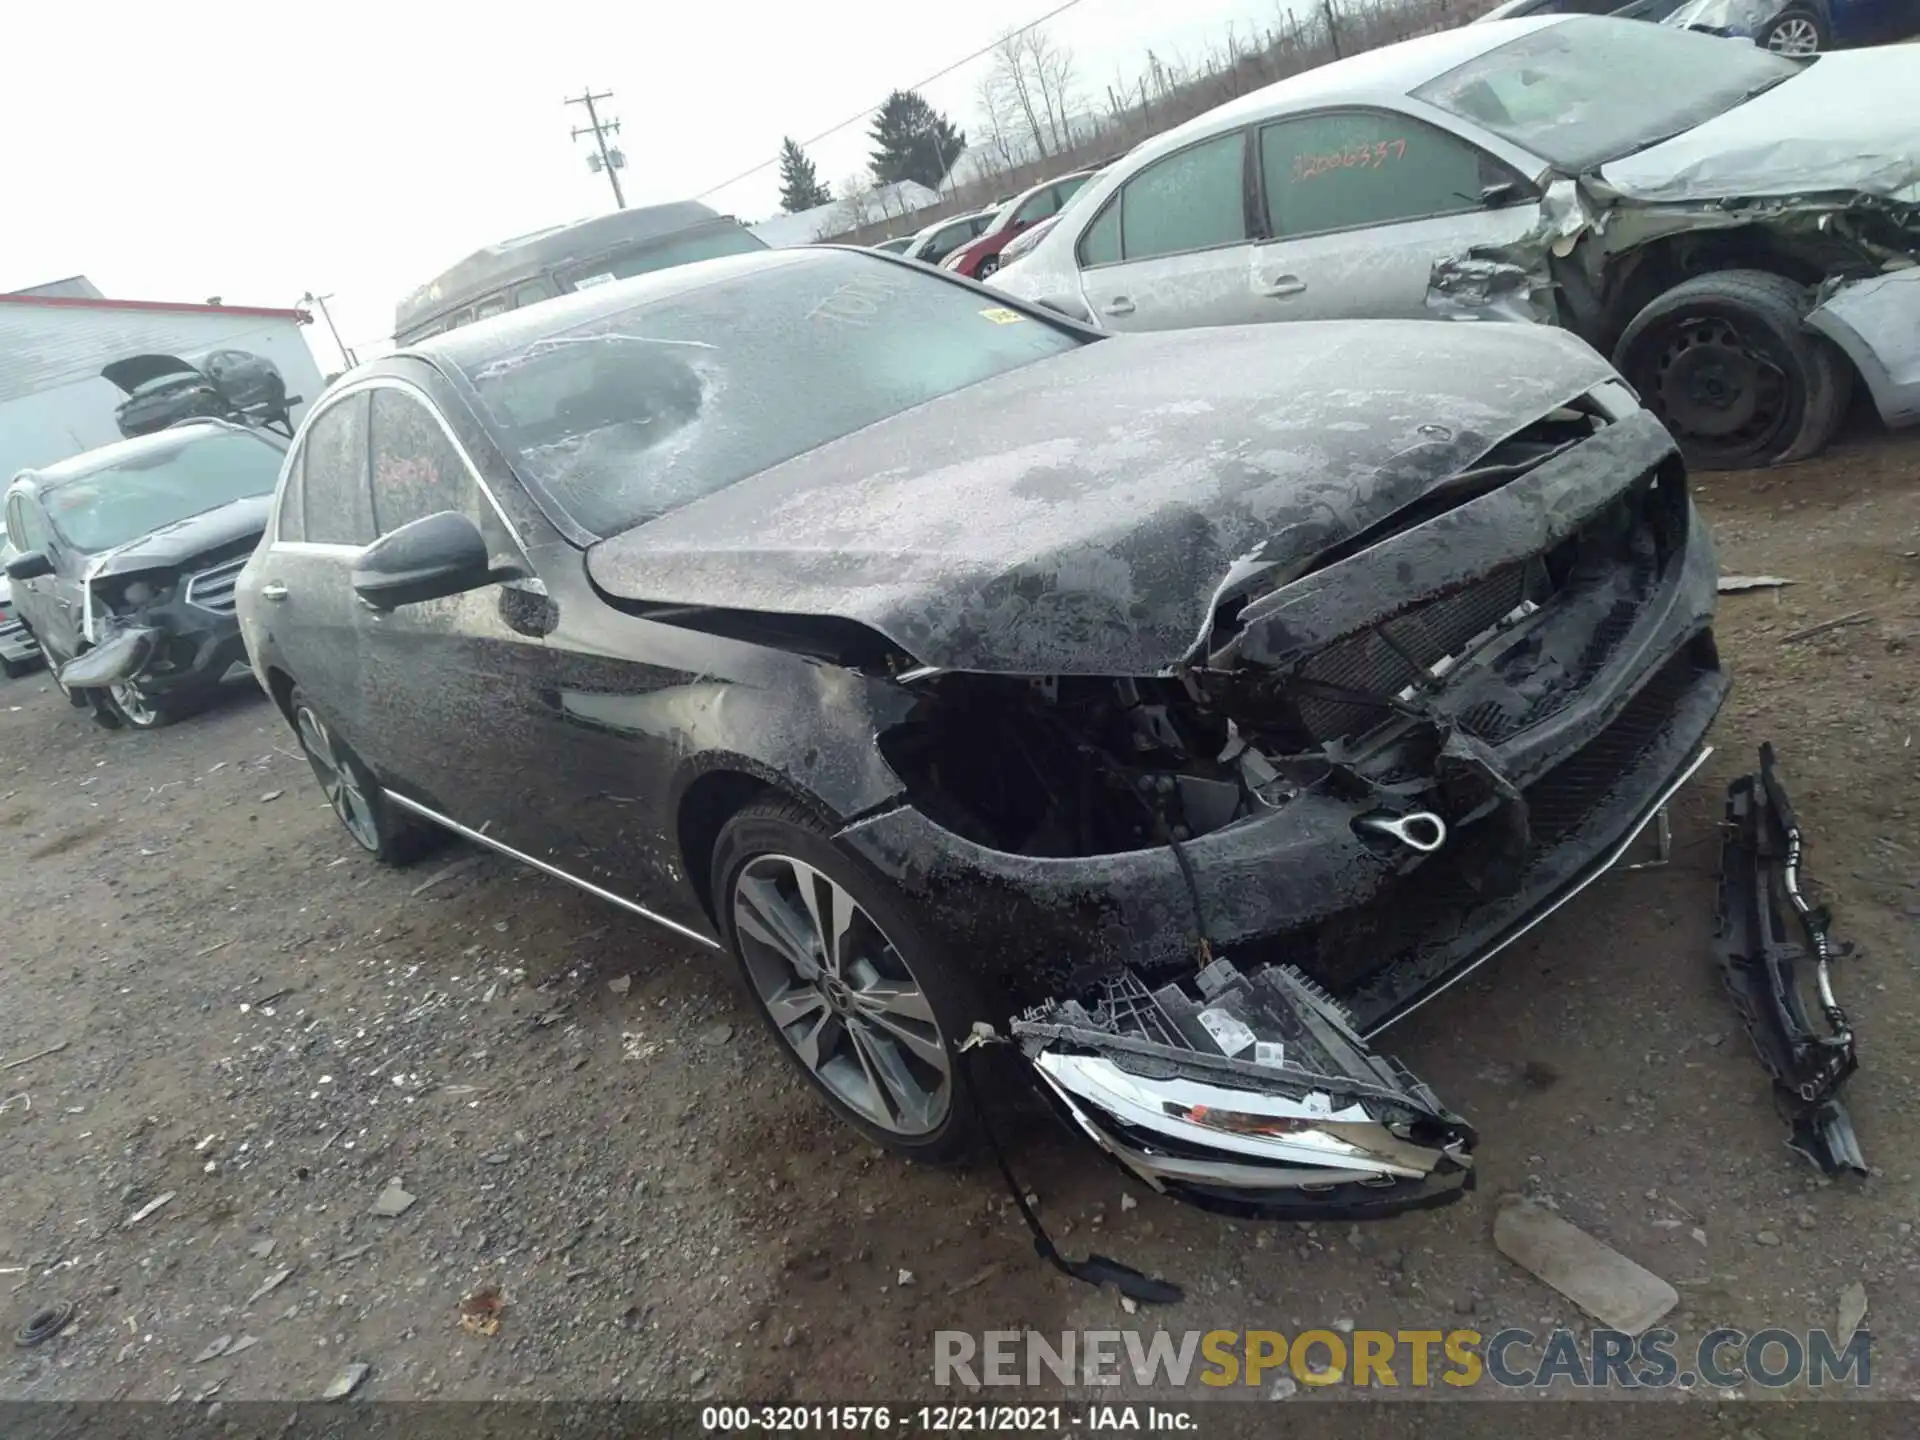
[1,0,1300,365]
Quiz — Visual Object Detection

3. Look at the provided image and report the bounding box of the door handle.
[260,582,289,601]
[1260,275,1307,298]
[1101,296,1136,317]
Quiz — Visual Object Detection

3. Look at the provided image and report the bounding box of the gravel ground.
[2,429,1915,1408]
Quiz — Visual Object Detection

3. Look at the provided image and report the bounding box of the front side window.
[368,390,470,535]
[474,295,510,321]
[513,281,550,309]
[298,395,376,547]
[41,430,286,553]
[1413,17,1798,171]
[1098,132,1250,265]
[461,251,1084,537]
[1014,188,1060,225]
[5,496,44,555]
[1260,111,1513,238]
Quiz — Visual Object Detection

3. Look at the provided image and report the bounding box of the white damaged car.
[990,15,1919,469]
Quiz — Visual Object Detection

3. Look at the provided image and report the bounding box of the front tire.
[712,797,981,1162]
[289,686,436,864]
[1759,6,1826,54]
[975,254,1001,281]
[1613,269,1850,471]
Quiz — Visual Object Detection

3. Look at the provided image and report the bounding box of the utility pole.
[566,87,627,209]
[300,291,356,369]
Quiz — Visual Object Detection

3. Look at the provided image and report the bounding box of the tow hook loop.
[955,1036,1185,1306]
[1714,743,1866,1177]
[1354,810,1448,854]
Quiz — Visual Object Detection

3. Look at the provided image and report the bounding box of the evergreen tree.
[777,137,832,213]
[867,90,965,192]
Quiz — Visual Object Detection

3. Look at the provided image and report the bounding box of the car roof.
[9,420,280,494]
[1114,16,1567,170]
[394,201,739,335]
[911,210,989,242]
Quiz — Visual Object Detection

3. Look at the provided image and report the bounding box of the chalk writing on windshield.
[808,273,914,326]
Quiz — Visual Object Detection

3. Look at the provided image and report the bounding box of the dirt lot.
[2,429,1916,1409]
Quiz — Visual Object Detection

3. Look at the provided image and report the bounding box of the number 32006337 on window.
[1292,137,1406,181]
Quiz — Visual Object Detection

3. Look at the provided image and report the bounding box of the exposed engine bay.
[877,400,1689,870]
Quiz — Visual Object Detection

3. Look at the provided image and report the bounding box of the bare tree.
[832,173,877,235]
[973,70,1019,173]
[1026,26,1080,154]
[987,29,1055,161]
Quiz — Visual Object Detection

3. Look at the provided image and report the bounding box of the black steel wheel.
[712,797,982,1161]
[1614,269,1849,470]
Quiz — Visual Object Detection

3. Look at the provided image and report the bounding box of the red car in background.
[940,170,1097,280]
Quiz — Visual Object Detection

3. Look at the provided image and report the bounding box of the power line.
[567,87,628,209]
[694,0,1087,201]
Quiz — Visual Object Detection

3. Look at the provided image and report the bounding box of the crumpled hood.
[87,495,272,579]
[587,321,1617,675]
[1599,47,1920,205]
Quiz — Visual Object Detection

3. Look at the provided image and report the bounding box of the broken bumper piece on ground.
[1715,742,1866,1178]
[1014,960,1475,1220]
[55,626,158,690]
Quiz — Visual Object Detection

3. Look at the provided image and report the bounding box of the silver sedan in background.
[990,15,1920,470]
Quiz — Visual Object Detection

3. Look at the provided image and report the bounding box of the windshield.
[43,430,284,552]
[1413,17,1799,171]
[558,226,769,292]
[461,250,1083,537]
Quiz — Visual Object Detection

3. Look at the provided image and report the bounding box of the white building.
[0,283,325,480]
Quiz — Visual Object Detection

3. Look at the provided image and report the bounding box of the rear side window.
[368,389,468,535]
[276,455,306,542]
[299,394,375,546]
[1080,133,1249,267]
[1260,111,1512,239]
[513,281,549,309]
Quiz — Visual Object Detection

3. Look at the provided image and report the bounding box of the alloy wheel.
[109,682,159,728]
[295,705,381,852]
[1765,17,1820,54]
[731,853,951,1137]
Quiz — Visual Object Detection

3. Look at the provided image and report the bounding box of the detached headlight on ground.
[1014,961,1475,1220]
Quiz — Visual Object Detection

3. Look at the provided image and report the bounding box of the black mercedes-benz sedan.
[237,247,1725,1219]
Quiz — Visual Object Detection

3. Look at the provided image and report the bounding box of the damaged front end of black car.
[844,399,1725,1218]
[575,312,1728,1223]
